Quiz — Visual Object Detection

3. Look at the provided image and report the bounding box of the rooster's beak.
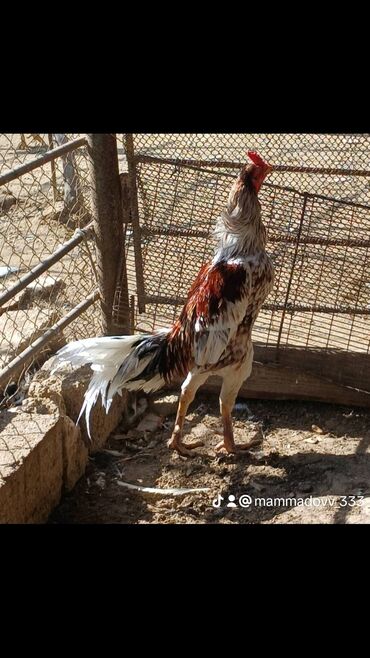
[264,164,273,179]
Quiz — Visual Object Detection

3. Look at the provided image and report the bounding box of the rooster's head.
[239,151,272,194]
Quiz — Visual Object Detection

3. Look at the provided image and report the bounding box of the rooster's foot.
[215,435,262,455]
[168,435,204,457]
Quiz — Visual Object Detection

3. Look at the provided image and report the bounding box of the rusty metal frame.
[124,134,146,313]
[143,293,370,316]
[135,154,370,178]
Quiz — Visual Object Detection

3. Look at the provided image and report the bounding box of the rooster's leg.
[168,372,208,457]
[215,357,261,454]
[215,401,261,453]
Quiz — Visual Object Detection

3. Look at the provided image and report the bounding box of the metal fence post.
[87,134,129,336]
[54,133,84,212]
[124,134,146,313]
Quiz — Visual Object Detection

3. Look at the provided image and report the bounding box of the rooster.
[51,151,274,456]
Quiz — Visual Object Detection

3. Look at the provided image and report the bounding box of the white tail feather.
[50,332,169,439]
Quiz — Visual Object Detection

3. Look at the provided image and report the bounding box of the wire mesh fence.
[1,133,369,409]
[131,133,370,203]
[122,134,370,364]
[0,134,101,401]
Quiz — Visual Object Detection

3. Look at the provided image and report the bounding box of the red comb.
[247,151,268,167]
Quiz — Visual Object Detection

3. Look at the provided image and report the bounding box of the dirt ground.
[49,392,370,525]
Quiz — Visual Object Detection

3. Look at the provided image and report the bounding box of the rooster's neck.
[213,202,267,263]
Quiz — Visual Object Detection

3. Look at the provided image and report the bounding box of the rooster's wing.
[181,261,251,367]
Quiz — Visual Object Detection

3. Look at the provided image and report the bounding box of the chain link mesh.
[122,134,370,359]
[0,134,100,400]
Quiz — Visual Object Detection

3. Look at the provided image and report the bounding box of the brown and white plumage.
[51,151,274,455]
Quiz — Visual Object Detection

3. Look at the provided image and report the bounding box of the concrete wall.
[0,361,128,523]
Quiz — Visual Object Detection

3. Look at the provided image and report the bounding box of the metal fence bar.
[47,133,59,202]
[0,137,87,187]
[0,223,94,309]
[112,173,131,334]
[135,154,370,178]
[268,235,370,248]
[141,226,209,240]
[141,226,370,249]
[125,134,146,313]
[275,194,309,353]
[136,158,370,211]
[144,293,370,315]
[0,290,99,389]
[87,134,128,336]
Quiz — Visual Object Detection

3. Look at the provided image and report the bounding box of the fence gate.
[122,133,370,407]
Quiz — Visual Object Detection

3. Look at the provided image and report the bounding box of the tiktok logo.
[212,493,224,508]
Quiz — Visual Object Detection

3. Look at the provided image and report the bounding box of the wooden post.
[87,134,129,336]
